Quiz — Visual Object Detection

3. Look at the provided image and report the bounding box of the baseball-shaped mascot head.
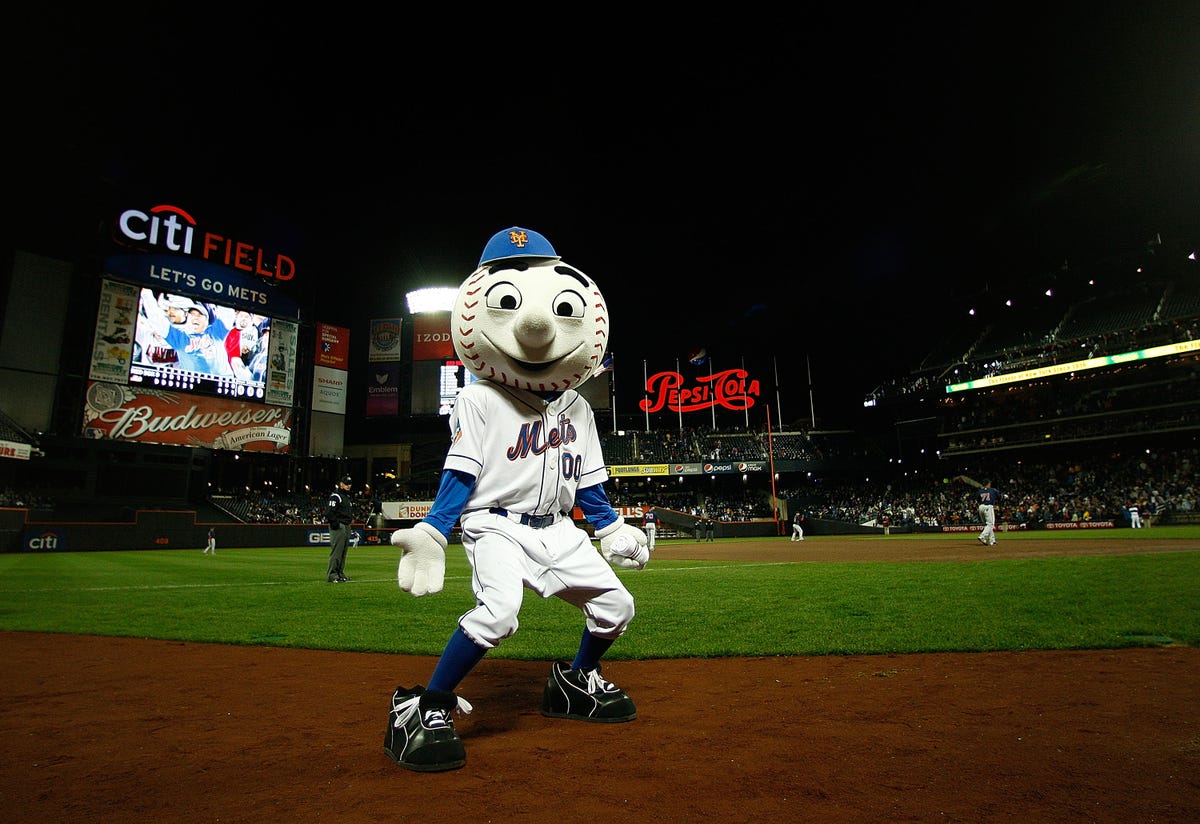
[452,227,610,393]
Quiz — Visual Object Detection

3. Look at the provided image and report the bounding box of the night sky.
[13,5,1200,426]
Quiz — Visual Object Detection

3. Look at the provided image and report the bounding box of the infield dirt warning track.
[1,535,1197,822]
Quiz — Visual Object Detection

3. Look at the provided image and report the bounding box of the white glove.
[596,517,650,570]
[391,522,448,597]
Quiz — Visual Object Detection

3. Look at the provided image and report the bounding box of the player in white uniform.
[957,474,999,545]
[976,478,999,545]
[384,227,650,773]
[642,506,659,550]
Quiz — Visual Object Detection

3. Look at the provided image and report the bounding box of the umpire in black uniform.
[325,474,355,582]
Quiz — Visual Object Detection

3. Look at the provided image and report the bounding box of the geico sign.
[115,203,296,281]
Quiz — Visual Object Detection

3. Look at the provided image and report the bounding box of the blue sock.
[571,628,614,671]
[428,627,487,692]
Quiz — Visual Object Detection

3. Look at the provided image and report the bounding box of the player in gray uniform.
[384,227,650,773]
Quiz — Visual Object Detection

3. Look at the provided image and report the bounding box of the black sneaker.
[338,576,350,582]
[384,686,470,772]
[541,661,637,723]
[328,576,341,583]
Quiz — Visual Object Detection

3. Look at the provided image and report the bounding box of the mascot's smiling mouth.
[498,341,586,375]
[513,356,559,373]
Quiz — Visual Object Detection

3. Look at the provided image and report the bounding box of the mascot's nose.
[514,306,556,348]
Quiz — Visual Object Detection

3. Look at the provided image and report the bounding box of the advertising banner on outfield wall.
[366,363,401,417]
[0,440,33,460]
[89,279,139,384]
[314,323,350,369]
[81,380,293,451]
[312,365,348,414]
[369,318,403,362]
[412,313,454,360]
[312,322,349,415]
[381,501,437,520]
[610,461,769,477]
[264,317,298,407]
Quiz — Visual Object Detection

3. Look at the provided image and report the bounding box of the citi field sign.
[112,203,297,282]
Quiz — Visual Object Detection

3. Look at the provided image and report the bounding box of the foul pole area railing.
[766,404,783,535]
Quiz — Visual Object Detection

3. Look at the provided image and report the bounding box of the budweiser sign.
[82,381,293,451]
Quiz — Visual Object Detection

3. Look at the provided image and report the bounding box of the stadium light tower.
[406,287,457,314]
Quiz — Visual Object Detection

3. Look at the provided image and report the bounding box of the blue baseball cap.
[478,227,559,265]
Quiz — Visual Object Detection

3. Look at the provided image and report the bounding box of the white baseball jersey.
[445,379,630,649]
[445,380,609,517]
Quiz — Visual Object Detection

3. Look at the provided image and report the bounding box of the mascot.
[384,227,650,772]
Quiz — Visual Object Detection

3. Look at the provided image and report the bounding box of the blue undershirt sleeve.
[577,483,620,532]
[421,469,475,538]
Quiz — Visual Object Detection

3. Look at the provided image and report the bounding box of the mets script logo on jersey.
[507,414,576,459]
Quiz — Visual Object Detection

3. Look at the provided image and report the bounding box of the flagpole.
[643,359,650,433]
[676,358,683,433]
[807,354,816,428]
[610,352,617,434]
[709,356,715,431]
[766,404,781,535]
[774,355,783,428]
[741,355,748,429]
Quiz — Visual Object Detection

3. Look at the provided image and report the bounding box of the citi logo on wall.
[25,530,64,551]
[113,203,297,281]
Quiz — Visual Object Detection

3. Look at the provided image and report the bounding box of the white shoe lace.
[392,692,473,729]
[582,668,619,695]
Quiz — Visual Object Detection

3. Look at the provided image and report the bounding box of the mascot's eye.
[552,290,586,318]
[484,282,522,311]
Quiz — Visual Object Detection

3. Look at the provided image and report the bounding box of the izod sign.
[113,203,297,282]
[412,312,454,361]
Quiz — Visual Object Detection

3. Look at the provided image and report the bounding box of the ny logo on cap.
[508,230,530,248]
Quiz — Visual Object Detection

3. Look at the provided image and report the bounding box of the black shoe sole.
[384,745,465,772]
[542,662,637,723]
[540,707,636,723]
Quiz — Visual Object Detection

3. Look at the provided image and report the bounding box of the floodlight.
[406,287,457,314]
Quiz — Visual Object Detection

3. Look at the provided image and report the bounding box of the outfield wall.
[0,508,393,553]
[4,507,1127,552]
[1,507,793,552]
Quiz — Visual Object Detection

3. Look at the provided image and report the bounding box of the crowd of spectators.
[211,487,382,526]
[6,444,1196,534]
[620,444,1199,530]
[870,288,1200,404]
[600,428,820,465]
[780,447,1197,529]
[0,486,53,509]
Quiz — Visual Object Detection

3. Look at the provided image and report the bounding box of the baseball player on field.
[642,505,659,550]
[384,227,651,773]
[959,475,1000,546]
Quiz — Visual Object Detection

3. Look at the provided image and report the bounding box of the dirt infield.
[1,537,1198,822]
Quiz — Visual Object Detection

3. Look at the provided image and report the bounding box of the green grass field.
[1,530,1196,660]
